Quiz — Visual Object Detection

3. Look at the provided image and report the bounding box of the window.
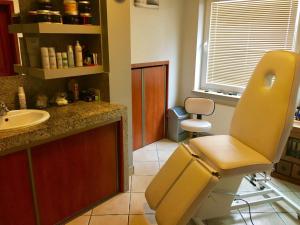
[198,0,300,94]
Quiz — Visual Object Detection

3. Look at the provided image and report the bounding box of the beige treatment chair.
[145,51,300,225]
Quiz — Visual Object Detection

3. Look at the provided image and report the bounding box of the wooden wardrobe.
[131,61,169,150]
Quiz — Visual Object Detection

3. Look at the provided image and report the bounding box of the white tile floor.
[67,139,300,225]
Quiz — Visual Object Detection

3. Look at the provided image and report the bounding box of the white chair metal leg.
[260,180,300,219]
[231,173,300,220]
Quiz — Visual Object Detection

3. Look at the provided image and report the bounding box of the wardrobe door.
[132,68,143,150]
[144,66,166,145]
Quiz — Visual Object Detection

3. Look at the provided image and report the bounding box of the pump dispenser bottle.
[75,41,83,67]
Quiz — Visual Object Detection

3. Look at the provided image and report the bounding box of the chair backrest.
[184,97,215,116]
[230,51,300,163]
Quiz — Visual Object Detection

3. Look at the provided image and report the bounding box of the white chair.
[181,98,215,136]
[145,51,300,225]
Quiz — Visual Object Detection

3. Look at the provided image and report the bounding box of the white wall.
[130,0,235,134]
[178,0,235,134]
[130,0,184,107]
[106,0,133,168]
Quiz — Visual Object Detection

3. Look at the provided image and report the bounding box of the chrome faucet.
[0,102,9,116]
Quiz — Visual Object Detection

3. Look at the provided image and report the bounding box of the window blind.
[204,0,299,90]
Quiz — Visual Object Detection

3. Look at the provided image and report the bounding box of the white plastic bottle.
[18,86,27,109]
[56,52,63,69]
[67,45,75,67]
[75,41,83,67]
[41,47,50,69]
[62,52,69,68]
[48,47,57,69]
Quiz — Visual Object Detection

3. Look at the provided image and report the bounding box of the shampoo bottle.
[48,47,57,69]
[75,41,83,67]
[62,52,69,68]
[67,45,75,67]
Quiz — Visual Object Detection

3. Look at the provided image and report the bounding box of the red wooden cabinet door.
[0,2,18,76]
[31,123,119,225]
[132,68,143,150]
[144,66,166,145]
[0,151,36,225]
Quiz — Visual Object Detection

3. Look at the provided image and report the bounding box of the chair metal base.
[231,174,300,220]
[192,173,300,225]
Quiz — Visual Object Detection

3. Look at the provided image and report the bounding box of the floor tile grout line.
[239,210,292,225]
[275,212,290,225]
[86,213,156,216]
[128,175,133,225]
[155,144,161,167]
[87,214,92,225]
[133,161,159,163]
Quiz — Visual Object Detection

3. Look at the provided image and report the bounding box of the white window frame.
[195,0,300,94]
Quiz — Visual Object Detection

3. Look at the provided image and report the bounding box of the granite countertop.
[0,101,127,154]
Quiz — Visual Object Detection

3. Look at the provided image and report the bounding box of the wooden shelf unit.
[9,23,102,35]
[14,64,104,80]
[272,121,300,185]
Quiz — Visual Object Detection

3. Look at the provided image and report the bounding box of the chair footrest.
[145,144,219,225]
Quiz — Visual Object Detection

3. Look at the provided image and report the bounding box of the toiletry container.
[68,79,79,101]
[63,0,79,24]
[64,0,78,15]
[36,94,48,109]
[75,41,83,67]
[48,47,57,69]
[78,1,91,14]
[38,0,53,11]
[67,45,75,67]
[41,47,50,69]
[36,10,52,23]
[50,11,62,23]
[62,52,69,68]
[18,86,27,109]
[56,52,63,68]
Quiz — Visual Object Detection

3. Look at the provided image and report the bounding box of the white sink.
[0,109,50,132]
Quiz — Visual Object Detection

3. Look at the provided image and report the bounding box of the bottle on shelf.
[41,47,50,69]
[67,45,75,67]
[37,0,53,11]
[48,47,57,69]
[64,0,78,15]
[63,0,79,24]
[62,52,69,68]
[56,52,63,69]
[75,41,83,67]
[68,79,79,101]
[18,86,27,109]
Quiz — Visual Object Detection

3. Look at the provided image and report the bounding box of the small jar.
[64,0,78,15]
[63,14,79,24]
[36,10,51,23]
[79,13,92,25]
[78,1,91,14]
[38,0,53,10]
[50,11,62,23]
[28,10,38,23]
